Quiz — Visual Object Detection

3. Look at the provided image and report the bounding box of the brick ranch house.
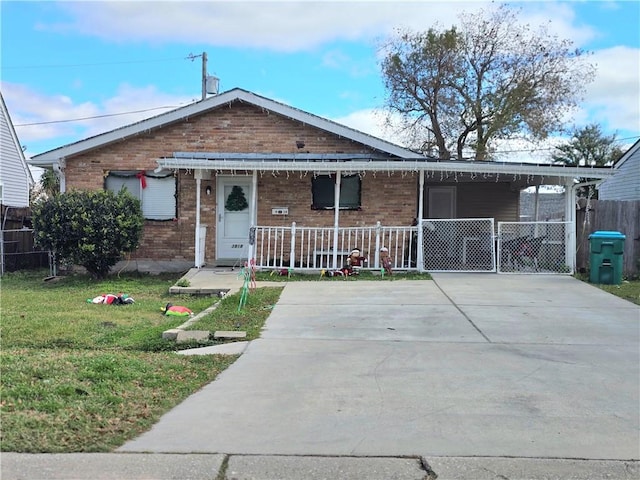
[30,88,613,274]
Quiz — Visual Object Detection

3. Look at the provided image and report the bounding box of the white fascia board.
[156,157,614,178]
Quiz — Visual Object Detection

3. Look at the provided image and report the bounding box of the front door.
[216,177,252,262]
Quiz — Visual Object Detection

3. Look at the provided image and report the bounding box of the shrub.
[32,189,144,279]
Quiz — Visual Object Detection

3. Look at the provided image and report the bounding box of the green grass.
[1,349,235,452]
[186,287,283,340]
[0,269,282,452]
[577,275,640,305]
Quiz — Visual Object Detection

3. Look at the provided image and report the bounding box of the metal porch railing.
[249,222,419,272]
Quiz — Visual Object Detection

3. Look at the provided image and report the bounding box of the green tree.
[551,124,623,198]
[32,189,144,279]
[381,4,595,160]
[551,124,622,167]
[30,169,60,204]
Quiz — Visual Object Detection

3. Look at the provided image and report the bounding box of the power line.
[1,57,188,70]
[14,106,181,126]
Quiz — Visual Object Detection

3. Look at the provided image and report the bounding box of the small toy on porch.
[380,246,393,276]
[161,303,193,316]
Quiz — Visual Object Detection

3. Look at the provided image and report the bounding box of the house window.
[311,174,361,210]
[105,170,176,220]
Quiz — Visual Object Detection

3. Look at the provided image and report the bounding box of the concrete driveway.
[119,274,639,461]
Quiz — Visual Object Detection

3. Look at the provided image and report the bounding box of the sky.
[1,0,639,171]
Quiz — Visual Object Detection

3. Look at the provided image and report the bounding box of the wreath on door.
[225,185,249,211]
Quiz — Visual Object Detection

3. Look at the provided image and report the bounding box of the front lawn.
[0,270,281,452]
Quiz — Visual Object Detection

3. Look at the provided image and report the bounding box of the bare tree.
[381,4,595,160]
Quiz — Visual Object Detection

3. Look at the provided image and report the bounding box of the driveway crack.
[432,278,492,343]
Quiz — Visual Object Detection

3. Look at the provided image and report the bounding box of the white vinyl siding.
[105,171,176,220]
[598,145,640,201]
[0,94,31,207]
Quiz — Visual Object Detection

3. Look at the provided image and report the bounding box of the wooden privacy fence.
[576,199,640,278]
[0,228,50,275]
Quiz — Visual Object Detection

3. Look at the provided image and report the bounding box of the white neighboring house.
[1,91,33,208]
[598,140,640,201]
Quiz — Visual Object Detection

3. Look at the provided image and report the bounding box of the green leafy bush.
[32,189,144,279]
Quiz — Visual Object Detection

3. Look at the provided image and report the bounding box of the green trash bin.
[589,231,625,285]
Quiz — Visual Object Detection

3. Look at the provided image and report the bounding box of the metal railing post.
[374,221,381,269]
[417,170,425,272]
[332,171,341,269]
[290,222,296,269]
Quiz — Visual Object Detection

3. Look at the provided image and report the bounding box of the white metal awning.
[156,152,615,179]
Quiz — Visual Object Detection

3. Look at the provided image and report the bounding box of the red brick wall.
[63,101,417,262]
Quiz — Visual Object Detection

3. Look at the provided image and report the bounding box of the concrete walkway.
[3,273,639,479]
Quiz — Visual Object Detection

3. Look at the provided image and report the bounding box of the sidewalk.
[2,452,637,479]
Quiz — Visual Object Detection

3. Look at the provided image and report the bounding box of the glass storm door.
[216,177,252,261]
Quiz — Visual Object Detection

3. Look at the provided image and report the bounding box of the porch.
[248,219,574,275]
[155,153,613,273]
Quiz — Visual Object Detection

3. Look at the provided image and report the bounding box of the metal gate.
[421,218,496,272]
[497,221,572,274]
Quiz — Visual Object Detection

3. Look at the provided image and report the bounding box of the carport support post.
[332,171,341,270]
[565,180,576,273]
[246,171,258,263]
[290,222,296,269]
[417,170,425,272]
[194,175,202,268]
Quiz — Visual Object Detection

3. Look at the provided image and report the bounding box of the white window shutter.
[142,176,176,220]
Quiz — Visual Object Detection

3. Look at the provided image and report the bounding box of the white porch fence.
[249,222,419,272]
[247,219,574,274]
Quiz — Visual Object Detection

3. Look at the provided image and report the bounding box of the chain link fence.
[421,218,496,272]
[497,221,571,274]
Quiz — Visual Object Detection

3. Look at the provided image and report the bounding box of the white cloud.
[583,46,640,135]
[45,1,596,53]
[331,107,401,144]
[517,2,598,48]
[2,81,192,155]
[1,82,96,145]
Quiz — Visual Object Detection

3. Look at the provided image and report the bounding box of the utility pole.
[187,51,219,99]
[201,51,207,101]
